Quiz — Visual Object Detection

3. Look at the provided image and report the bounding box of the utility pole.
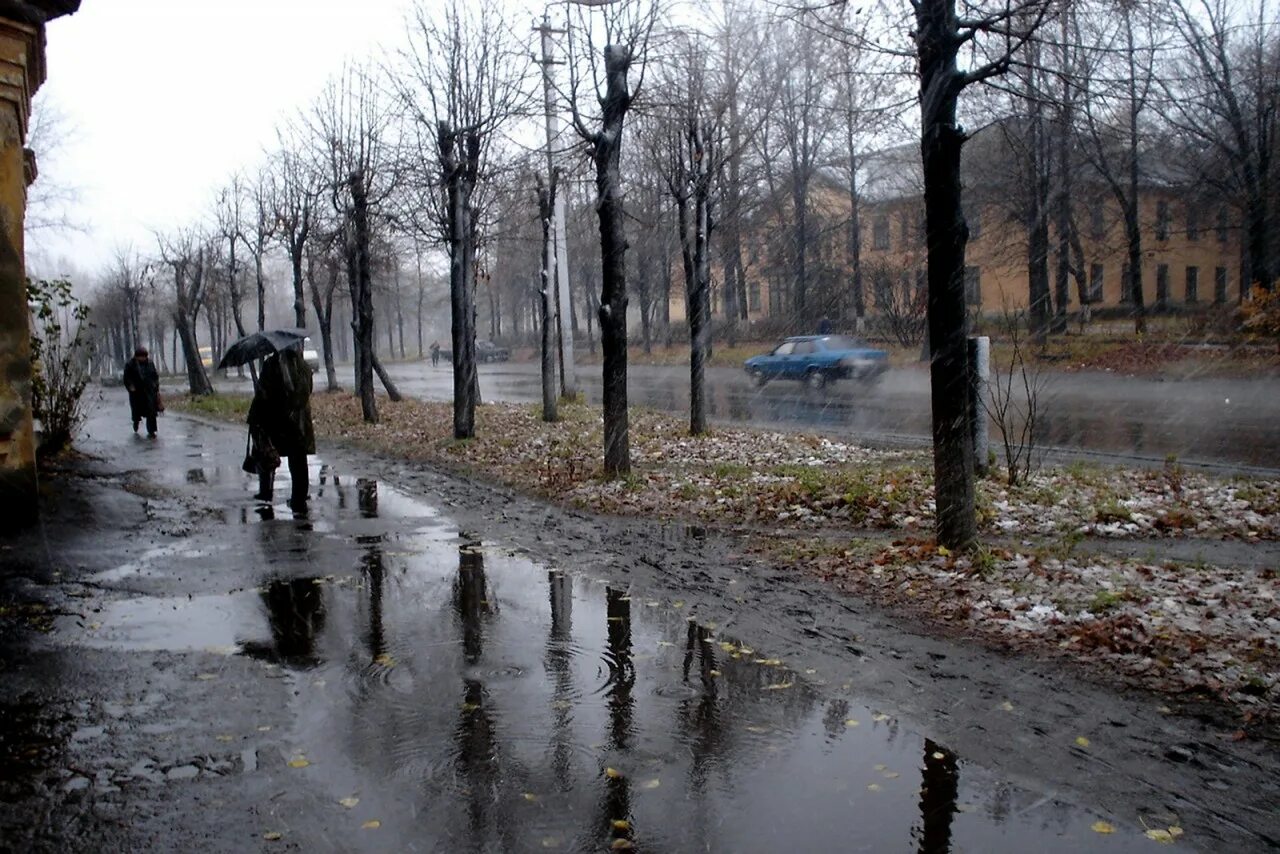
[535,14,578,399]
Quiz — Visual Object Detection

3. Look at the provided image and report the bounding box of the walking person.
[429,340,440,367]
[123,347,161,437]
[247,345,315,509]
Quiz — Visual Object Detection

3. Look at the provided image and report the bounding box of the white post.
[969,335,990,475]
[537,15,578,399]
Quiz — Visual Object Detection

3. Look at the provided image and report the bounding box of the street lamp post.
[535,13,578,400]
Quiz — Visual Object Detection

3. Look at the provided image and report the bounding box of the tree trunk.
[537,174,559,422]
[1124,10,1146,334]
[689,164,712,437]
[371,354,403,401]
[441,122,479,439]
[592,45,634,476]
[350,171,378,422]
[916,0,977,550]
[174,313,212,395]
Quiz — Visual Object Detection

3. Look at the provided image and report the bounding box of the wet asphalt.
[1,389,1276,852]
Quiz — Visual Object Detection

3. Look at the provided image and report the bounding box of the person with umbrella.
[240,338,315,508]
[123,346,161,437]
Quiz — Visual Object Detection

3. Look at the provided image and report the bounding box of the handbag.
[241,430,257,474]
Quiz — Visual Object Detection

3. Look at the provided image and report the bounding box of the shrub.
[27,277,92,456]
[1240,285,1280,349]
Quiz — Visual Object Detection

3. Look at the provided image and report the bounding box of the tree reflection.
[679,620,721,798]
[599,587,635,848]
[454,541,488,664]
[917,739,959,854]
[362,544,386,662]
[357,478,379,518]
[545,570,575,791]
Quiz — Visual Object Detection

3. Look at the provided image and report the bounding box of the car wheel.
[806,369,826,390]
[750,369,768,388]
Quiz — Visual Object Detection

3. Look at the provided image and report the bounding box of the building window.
[1156,264,1169,307]
[965,206,981,240]
[1214,266,1227,304]
[1185,265,1199,303]
[1089,263,1104,303]
[1156,201,1170,241]
[964,266,981,306]
[1187,205,1200,241]
[898,211,911,249]
[748,277,760,312]
[1216,206,1229,242]
[873,215,890,250]
[1120,264,1131,303]
[1090,201,1106,240]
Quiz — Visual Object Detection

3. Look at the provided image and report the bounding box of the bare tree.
[565,0,661,476]
[1077,0,1162,333]
[304,64,399,422]
[396,0,533,439]
[1162,0,1279,293]
[913,0,1052,548]
[157,227,214,395]
[269,140,319,328]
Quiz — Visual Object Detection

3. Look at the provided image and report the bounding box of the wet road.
[1,393,1228,851]
[373,360,1280,473]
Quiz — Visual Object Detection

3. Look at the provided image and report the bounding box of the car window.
[792,341,816,355]
[772,342,796,356]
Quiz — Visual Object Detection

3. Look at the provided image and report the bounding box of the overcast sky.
[27,0,424,276]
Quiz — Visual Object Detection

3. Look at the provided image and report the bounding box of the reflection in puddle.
[61,473,1146,852]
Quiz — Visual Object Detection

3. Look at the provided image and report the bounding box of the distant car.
[744,334,887,390]
[199,345,214,369]
[476,340,510,363]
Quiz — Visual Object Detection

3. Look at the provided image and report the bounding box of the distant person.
[429,340,441,367]
[247,346,315,509]
[817,318,832,335]
[123,346,161,437]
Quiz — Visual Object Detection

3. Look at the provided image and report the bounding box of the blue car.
[744,335,888,390]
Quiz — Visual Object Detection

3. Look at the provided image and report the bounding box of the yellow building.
[667,133,1245,328]
[0,1,81,531]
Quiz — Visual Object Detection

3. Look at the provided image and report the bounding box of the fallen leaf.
[1145,829,1175,844]
[999,701,1014,712]
[263,831,282,841]
[257,725,272,732]
[642,778,660,789]
[1168,826,1184,838]
[288,757,310,768]
[522,793,538,803]
[754,658,782,666]
[215,734,235,742]
[1091,821,1115,834]
[883,771,900,779]
[845,719,860,728]
[867,783,883,792]
[744,725,770,734]
[339,797,360,808]
[937,546,951,557]
[874,764,888,772]
[709,669,721,677]
[872,713,890,722]
[931,751,945,760]
[362,820,381,830]
[672,601,684,609]
[611,841,635,851]
[605,767,622,779]
[196,673,217,681]
[374,654,395,667]
[1075,736,1091,748]
[762,681,794,691]
[541,838,561,849]
[611,819,631,831]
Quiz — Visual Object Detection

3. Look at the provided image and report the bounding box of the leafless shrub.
[983,308,1051,486]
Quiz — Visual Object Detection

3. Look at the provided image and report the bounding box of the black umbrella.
[217,328,309,370]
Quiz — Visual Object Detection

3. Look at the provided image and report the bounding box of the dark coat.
[123,358,160,420]
[248,349,315,457]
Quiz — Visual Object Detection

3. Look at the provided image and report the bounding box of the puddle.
[60,471,1149,852]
